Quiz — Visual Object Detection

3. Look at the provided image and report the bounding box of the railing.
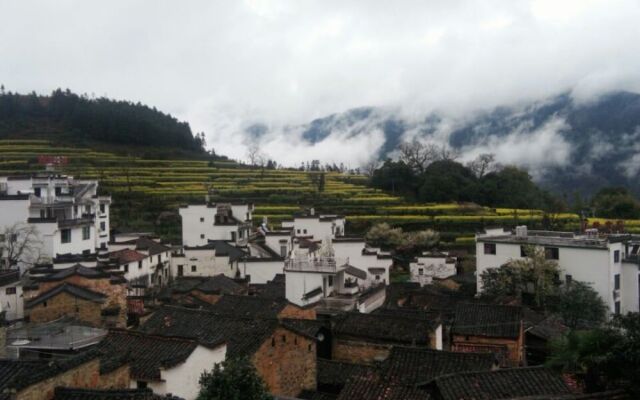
[284,256,342,273]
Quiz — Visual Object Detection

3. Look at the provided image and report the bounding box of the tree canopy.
[197,357,272,400]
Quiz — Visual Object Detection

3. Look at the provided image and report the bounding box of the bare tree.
[398,139,439,174]
[246,144,261,168]
[362,159,381,177]
[0,224,43,269]
[467,153,496,178]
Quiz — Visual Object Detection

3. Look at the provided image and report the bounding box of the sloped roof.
[317,358,374,392]
[334,311,439,345]
[52,387,182,400]
[116,236,170,256]
[185,240,247,262]
[251,274,285,299]
[336,370,430,400]
[168,275,244,296]
[207,294,290,318]
[109,249,147,264]
[25,283,106,308]
[0,269,20,287]
[98,330,200,381]
[430,367,572,400]
[384,346,495,385]
[453,303,522,339]
[342,265,367,280]
[139,306,280,358]
[38,264,109,281]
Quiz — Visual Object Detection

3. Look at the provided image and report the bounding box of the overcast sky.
[1,0,639,166]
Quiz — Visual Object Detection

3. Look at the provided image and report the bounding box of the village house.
[170,240,244,280]
[0,270,23,322]
[0,174,111,270]
[23,264,127,328]
[410,251,457,286]
[0,348,130,400]
[139,305,318,397]
[157,275,246,306]
[332,237,392,285]
[106,236,172,287]
[451,302,524,367]
[98,329,226,400]
[476,226,635,315]
[281,209,345,240]
[179,202,253,247]
[331,311,443,364]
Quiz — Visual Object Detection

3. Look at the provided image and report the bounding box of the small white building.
[179,203,253,247]
[410,251,457,286]
[107,236,172,287]
[476,226,634,315]
[170,241,245,279]
[0,270,23,322]
[332,237,392,285]
[0,174,111,269]
[281,210,345,240]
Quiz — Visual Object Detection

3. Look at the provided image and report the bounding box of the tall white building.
[0,174,111,268]
[476,227,638,315]
[281,210,345,240]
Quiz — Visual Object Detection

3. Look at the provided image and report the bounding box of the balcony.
[285,256,342,274]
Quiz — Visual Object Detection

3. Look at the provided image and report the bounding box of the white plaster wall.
[285,270,324,306]
[289,218,334,240]
[6,179,32,195]
[180,205,247,246]
[621,261,639,313]
[0,281,23,321]
[242,260,285,284]
[476,241,617,313]
[435,324,443,350]
[53,224,95,256]
[0,200,30,228]
[265,235,291,257]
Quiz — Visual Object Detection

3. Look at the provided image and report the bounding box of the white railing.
[284,256,343,273]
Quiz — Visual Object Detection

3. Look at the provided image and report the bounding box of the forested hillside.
[0,88,206,153]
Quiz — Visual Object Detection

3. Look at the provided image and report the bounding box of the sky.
[1,0,640,167]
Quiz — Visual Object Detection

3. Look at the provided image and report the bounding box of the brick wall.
[28,292,103,326]
[252,327,316,397]
[278,304,316,320]
[14,358,130,400]
[451,334,522,366]
[332,338,391,364]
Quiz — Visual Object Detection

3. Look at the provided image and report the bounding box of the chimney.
[515,225,528,238]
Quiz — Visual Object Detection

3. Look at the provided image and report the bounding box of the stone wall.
[252,327,316,397]
[28,292,103,326]
[15,358,130,400]
[332,338,391,364]
[278,304,316,320]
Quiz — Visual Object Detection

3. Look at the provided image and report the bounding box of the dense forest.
[0,88,206,152]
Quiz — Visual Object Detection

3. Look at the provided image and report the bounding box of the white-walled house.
[476,226,634,315]
[106,236,172,287]
[170,240,245,279]
[281,211,345,240]
[179,203,253,247]
[0,174,111,269]
[0,270,23,321]
[410,251,457,286]
[332,237,392,286]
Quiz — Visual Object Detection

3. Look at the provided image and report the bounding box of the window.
[55,187,61,196]
[100,203,106,214]
[303,229,307,234]
[6,287,16,295]
[100,222,106,232]
[484,243,496,255]
[615,301,621,315]
[200,217,204,222]
[34,187,41,197]
[545,247,559,260]
[614,274,620,290]
[60,229,71,243]
[614,250,620,263]
[418,268,424,275]
[40,209,45,218]
[43,301,47,308]
[74,205,78,215]
[191,265,197,272]
[82,226,90,240]
[200,234,205,239]
[565,274,572,285]
[85,205,91,213]
[157,255,161,263]
[375,275,380,281]
[328,276,333,286]
[520,246,528,257]
[138,261,142,270]
[280,245,287,257]
[297,229,301,234]
[177,265,184,277]
[124,264,129,273]
[137,381,148,389]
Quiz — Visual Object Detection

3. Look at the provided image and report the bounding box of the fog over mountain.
[2,0,640,195]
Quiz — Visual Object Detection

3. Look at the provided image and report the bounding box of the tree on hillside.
[397,139,439,174]
[365,223,439,255]
[418,160,477,203]
[370,159,417,197]
[466,153,497,178]
[591,187,640,219]
[197,357,272,400]
[549,281,607,329]
[365,223,404,248]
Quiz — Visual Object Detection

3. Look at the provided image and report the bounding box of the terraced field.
[0,140,635,244]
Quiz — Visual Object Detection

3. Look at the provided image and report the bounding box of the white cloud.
[0,0,639,167]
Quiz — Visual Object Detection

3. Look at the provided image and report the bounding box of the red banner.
[37,155,69,165]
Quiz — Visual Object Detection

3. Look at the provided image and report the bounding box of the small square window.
[200,217,204,223]
[6,287,16,295]
[545,247,559,260]
[484,243,496,255]
[60,229,71,244]
[418,268,424,275]
[200,234,205,239]
[191,265,197,272]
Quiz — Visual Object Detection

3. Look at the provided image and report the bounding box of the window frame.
[60,229,71,244]
[484,243,497,255]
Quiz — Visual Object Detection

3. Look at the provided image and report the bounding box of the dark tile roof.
[508,390,631,399]
[208,294,290,318]
[52,387,183,400]
[453,303,522,339]
[168,275,244,296]
[297,391,338,400]
[0,349,101,393]
[303,287,323,300]
[317,358,373,392]
[98,330,200,381]
[251,274,286,299]
[139,305,280,358]
[334,311,439,346]
[336,369,431,400]
[186,240,247,262]
[115,237,170,256]
[109,249,147,264]
[0,270,20,287]
[25,283,106,308]
[429,367,572,400]
[281,318,329,339]
[383,346,495,385]
[38,264,109,281]
[342,265,367,280]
